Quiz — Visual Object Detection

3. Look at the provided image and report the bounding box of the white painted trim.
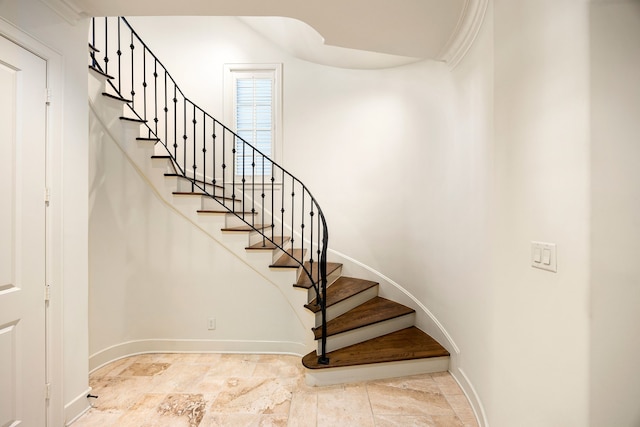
[437,0,489,69]
[38,0,85,25]
[0,16,66,427]
[88,339,307,372]
[451,367,488,427]
[63,387,92,426]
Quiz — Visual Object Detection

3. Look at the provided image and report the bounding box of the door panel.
[0,35,47,427]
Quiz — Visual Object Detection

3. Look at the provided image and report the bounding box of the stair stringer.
[89,70,317,360]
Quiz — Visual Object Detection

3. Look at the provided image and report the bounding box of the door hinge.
[45,88,51,106]
[45,383,51,400]
[44,284,51,302]
[44,187,50,205]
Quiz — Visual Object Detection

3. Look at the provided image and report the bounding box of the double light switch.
[531,241,557,272]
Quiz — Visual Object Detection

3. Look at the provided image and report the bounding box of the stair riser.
[201,195,242,211]
[225,213,259,228]
[305,267,343,302]
[319,312,416,354]
[315,285,379,327]
[304,357,450,387]
[150,157,176,174]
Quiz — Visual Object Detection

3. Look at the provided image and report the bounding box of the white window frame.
[224,63,282,179]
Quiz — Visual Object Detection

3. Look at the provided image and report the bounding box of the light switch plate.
[531,241,557,272]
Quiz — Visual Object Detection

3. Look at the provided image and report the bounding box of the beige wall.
[590,1,640,426]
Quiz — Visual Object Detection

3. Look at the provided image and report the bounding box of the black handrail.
[89,16,330,364]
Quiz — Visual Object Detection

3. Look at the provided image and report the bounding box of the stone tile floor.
[72,353,478,427]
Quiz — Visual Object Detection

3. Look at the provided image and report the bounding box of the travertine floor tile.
[316,383,374,427]
[73,353,478,427]
[367,382,455,417]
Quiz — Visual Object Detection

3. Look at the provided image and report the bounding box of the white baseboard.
[64,387,92,426]
[450,367,488,427]
[89,339,307,373]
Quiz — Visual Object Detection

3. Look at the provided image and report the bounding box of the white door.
[0,35,47,427]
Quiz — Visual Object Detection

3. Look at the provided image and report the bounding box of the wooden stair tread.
[102,92,131,103]
[197,209,257,215]
[245,236,290,250]
[88,65,113,79]
[270,249,307,268]
[172,191,240,203]
[221,224,268,232]
[294,262,343,289]
[302,327,449,369]
[305,276,378,313]
[164,173,224,190]
[313,296,414,340]
[120,116,146,123]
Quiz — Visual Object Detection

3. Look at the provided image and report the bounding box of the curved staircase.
[88,17,450,386]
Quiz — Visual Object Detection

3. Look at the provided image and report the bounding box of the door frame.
[0,16,64,427]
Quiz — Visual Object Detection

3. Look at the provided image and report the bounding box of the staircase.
[88,16,450,386]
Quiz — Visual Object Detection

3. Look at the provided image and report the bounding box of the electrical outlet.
[207,318,216,330]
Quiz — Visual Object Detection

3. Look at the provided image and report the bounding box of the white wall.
[492,0,590,425]
[590,1,640,426]
[88,93,312,362]
[0,0,89,425]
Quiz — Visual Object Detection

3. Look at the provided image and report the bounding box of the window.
[224,64,282,177]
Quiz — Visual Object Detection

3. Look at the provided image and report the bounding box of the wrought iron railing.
[89,16,330,364]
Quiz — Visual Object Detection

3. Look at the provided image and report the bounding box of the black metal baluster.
[317,207,322,277]
[261,157,265,246]
[291,177,295,256]
[173,85,178,160]
[222,130,227,206]
[91,18,96,68]
[142,47,147,130]
[163,70,167,149]
[192,104,198,191]
[202,112,206,196]
[281,169,285,246]
[104,17,109,75]
[232,135,236,213]
[310,203,315,283]
[300,188,305,268]
[252,149,256,229]
[242,141,246,221]
[212,122,216,193]
[117,18,122,93]
[183,98,187,177]
[153,60,158,137]
[129,30,134,107]
[271,168,275,242]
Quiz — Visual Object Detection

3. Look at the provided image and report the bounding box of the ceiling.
[45,0,488,69]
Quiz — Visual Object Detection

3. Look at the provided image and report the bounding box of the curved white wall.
[590,1,640,426]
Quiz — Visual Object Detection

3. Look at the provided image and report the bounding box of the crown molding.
[38,0,86,25]
[437,0,489,70]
